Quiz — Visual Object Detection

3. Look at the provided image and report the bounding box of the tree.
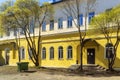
[0,0,53,66]
[90,5,120,71]
[61,0,96,71]
[0,0,13,36]
[0,0,13,12]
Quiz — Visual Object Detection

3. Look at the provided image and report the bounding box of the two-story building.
[0,0,120,69]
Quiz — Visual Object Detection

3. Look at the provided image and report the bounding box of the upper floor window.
[6,28,10,36]
[67,16,73,28]
[42,21,46,31]
[58,46,63,59]
[88,12,95,23]
[50,20,54,31]
[50,47,54,59]
[29,19,34,34]
[14,28,18,36]
[58,18,63,29]
[20,47,25,60]
[0,34,3,38]
[67,46,73,59]
[78,14,83,26]
[42,47,46,59]
[20,28,24,35]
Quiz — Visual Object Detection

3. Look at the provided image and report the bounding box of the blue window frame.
[29,19,34,34]
[42,21,46,31]
[58,18,63,29]
[78,14,83,26]
[50,20,54,30]
[67,16,73,28]
[88,12,95,23]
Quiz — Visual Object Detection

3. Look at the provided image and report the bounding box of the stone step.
[68,64,107,72]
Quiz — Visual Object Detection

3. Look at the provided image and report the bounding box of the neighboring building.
[0,0,120,69]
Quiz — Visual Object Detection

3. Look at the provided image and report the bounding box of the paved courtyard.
[0,66,120,80]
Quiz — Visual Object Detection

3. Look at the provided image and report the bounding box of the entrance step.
[68,64,107,72]
[83,64,107,71]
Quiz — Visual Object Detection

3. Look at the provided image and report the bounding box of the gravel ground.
[0,66,120,80]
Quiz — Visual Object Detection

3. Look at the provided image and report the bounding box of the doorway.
[5,48,10,65]
[87,48,95,64]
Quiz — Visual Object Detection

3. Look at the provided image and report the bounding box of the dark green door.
[87,48,95,64]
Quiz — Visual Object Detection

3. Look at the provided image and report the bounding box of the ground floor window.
[42,47,46,59]
[58,46,63,59]
[67,46,72,59]
[50,47,54,60]
[20,47,25,60]
[105,43,114,58]
[28,47,33,60]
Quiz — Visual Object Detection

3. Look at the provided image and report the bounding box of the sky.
[0,0,7,3]
[0,0,15,5]
[0,0,61,4]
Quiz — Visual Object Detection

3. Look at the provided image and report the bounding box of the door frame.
[87,48,95,64]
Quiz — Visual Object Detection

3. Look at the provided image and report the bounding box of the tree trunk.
[35,57,39,66]
[79,42,83,71]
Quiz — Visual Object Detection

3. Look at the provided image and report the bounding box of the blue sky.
[0,0,61,4]
[0,0,7,3]
[0,0,15,4]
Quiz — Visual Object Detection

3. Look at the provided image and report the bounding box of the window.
[6,28,10,36]
[50,20,54,30]
[58,18,63,29]
[28,47,33,60]
[67,16,73,28]
[20,47,25,60]
[67,46,72,59]
[42,21,46,31]
[58,46,63,59]
[14,28,18,36]
[0,34,3,38]
[42,47,46,59]
[50,47,54,59]
[29,19,34,34]
[88,12,95,23]
[78,14,83,26]
[105,43,114,58]
[20,28,24,35]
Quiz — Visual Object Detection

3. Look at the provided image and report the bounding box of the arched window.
[105,43,114,58]
[67,46,72,59]
[50,47,54,59]
[20,47,25,60]
[28,47,33,60]
[42,47,46,59]
[58,46,63,59]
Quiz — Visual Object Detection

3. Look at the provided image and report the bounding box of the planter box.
[17,62,29,72]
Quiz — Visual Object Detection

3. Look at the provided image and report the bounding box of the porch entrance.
[87,48,95,64]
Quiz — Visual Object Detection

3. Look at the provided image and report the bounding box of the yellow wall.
[0,32,120,69]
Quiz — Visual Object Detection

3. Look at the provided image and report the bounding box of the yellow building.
[0,0,120,70]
